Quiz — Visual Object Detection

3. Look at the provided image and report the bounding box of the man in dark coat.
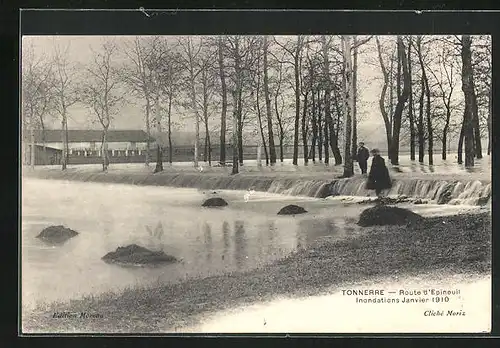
[366,148,392,197]
[356,142,370,174]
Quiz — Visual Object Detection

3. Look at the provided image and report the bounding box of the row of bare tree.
[22,35,491,174]
[374,35,491,168]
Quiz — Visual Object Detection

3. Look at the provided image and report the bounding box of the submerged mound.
[277,204,308,215]
[202,197,228,207]
[102,244,178,266]
[358,205,423,227]
[36,225,79,244]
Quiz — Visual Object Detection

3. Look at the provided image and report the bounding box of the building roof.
[22,129,156,143]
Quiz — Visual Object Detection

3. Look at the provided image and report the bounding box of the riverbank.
[22,211,491,333]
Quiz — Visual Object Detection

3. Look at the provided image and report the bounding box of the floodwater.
[21,178,484,311]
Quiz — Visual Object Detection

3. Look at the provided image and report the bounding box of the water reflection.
[222,221,230,260]
[203,223,213,263]
[234,220,247,269]
[296,218,339,249]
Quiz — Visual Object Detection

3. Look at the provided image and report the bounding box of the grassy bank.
[22,211,491,333]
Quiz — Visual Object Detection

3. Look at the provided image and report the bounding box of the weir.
[25,170,491,206]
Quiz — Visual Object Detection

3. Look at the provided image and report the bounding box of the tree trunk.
[417,45,433,165]
[202,69,210,166]
[231,90,239,174]
[351,43,358,160]
[342,35,354,177]
[323,92,330,165]
[257,143,262,167]
[375,37,392,157]
[101,128,109,172]
[317,90,323,162]
[442,100,452,161]
[255,48,269,166]
[256,89,269,165]
[234,42,244,166]
[487,87,492,155]
[237,102,243,166]
[30,126,35,168]
[187,41,200,168]
[218,36,228,165]
[418,76,425,163]
[472,89,482,159]
[310,90,317,162]
[407,36,416,161]
[301,91,309,165]
[292,39,301,165]
[61,116,67,170]
[205,120,211,166]
[461,35,475,167]
[263,36,277,165]
[274,94,285,163]
[329,88,343,165]
[145,99,151,166]
[154,96,163,173]
[458,117,464,164]
[168,93,173,164]
[40,122,47,164]
[389,36,410,165]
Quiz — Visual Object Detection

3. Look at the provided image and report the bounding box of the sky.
[21,35,488,148]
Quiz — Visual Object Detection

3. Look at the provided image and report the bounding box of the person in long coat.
[365,148,392,197]
[356,142,370,174]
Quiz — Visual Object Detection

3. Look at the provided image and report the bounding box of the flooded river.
[21,178,483,310]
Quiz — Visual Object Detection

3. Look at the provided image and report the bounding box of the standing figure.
[356,142,370,175]
[366,148,392,198]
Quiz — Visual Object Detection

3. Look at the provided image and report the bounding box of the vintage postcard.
[20,10,492,334]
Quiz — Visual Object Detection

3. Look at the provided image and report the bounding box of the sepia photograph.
[20,30,492,334]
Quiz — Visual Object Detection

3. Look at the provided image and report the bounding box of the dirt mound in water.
[102,244,178,266]
[278,204,308,215]
[36,225,79,244]
[357,205,423,227]
[202,197,228,207]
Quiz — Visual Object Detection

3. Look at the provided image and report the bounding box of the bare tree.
[52,40,80,170]
[341,35,372,177]
[251,37,269,165]
[460,35,477,167]
[375,37,393,157]
[427,42,459,160]
[415,36,433,165]
[155,45,183,166]
[217,36,229,165]
[387,36,411,165]
[121,36,162,167]
[407,36,416,161]
[341,35,355,177]
[81,40,123,172]
[197,42,218,166]
[263,36,277,165]
[178,37,204,168]
[21,42,56,168]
